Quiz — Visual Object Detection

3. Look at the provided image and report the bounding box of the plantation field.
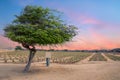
[0,51,120,64]
[0,51,92,64]
[105,53,120,61]
[89,53,107,61]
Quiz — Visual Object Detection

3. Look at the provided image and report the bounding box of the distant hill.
[0,35,19,49]
[111,48,120,52]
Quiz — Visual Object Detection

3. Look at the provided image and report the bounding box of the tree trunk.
[23,50,36,72]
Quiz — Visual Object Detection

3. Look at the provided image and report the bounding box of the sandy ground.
[0,61,120,80]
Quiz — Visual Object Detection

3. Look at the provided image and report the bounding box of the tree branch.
[22,43,30,50]
[22,43,36,52]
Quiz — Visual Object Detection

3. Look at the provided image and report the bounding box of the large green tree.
[4,5,77,72]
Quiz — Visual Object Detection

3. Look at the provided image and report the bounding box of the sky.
[0,0,120,50]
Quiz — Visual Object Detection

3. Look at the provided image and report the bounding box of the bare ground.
[0,61,120,80]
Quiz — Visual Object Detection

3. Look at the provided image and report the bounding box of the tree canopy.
[4,5,77,72]
[4,5,77,47]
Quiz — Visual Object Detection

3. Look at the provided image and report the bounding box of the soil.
[0,60,120,80]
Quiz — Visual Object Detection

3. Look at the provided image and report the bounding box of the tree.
[15,46,23,50]
[4,5,77,72]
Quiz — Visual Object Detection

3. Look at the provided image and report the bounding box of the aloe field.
[89,53,107,61]
[104,53,120,61]
[0,51,92,64]
[0,51,120,65]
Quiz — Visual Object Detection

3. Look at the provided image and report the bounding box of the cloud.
[66,29,120,50]
[89,29,119,49]
[79,16,102,24]
[57,8,100,24]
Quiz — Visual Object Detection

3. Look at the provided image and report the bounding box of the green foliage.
[15,46,23,50]
[4,5,77,46]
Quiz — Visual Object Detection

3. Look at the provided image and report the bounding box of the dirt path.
[101,53,114,62]
[76,53,95,64]
[0,62,120,80]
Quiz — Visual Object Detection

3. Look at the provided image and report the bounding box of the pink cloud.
[89,29,120,49]
[0,35,19,49]
[62,27,120,50]
[80,16,102,24]
[58,8,102,25]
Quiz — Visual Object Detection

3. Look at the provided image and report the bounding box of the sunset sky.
[0,0,120,50]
